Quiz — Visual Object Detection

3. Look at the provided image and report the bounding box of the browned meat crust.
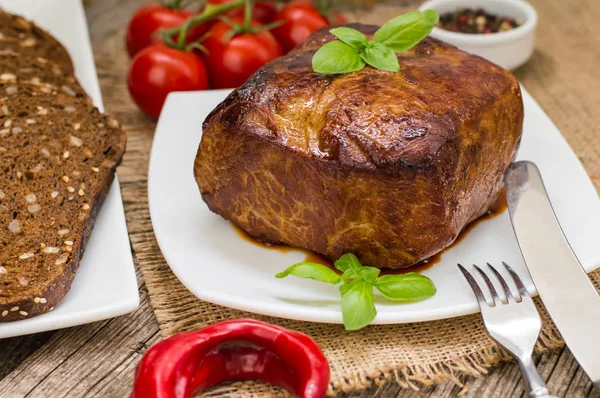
[195,23,523,268]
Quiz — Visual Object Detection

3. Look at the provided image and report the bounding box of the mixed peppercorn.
[438,8,522,34]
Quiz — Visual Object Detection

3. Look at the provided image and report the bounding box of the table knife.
[505,161,600,390]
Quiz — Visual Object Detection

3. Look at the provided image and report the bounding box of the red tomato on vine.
[128,44,209,119]
[202,18,283,89]
[125,3,208,57]
[272,1,329,53]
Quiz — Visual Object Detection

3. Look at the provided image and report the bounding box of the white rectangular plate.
[0,0,139,338]
[149,86,600,325]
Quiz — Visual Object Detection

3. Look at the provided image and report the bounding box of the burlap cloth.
[124,0,600,396]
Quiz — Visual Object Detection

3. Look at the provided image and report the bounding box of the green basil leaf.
[276,262,341,284]
[340,268,359,282]
[334,253,363,273]
[329,27,368,51]
[312,40,365,75]
[373,273,436,301]
[361,42,400,72]
[358,266,381,283]
[373,10,440,52]
[340,280,377,331]
[423,9,441,25]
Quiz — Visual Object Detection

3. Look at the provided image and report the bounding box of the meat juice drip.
[379,256,438,275]
[231,188,508,274]
[452,188,508,248]
[232,225,333,265]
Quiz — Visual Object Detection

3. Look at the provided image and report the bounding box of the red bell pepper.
[131,318,330,398]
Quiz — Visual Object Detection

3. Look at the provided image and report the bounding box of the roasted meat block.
[194,23,523,269]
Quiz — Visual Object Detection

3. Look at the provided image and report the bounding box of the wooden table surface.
[1,0,599,397]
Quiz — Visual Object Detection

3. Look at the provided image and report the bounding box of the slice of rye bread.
[0,10,74,74]
[0,12,86,100]
[0,52,88,100]
[0,90,126,321]
[0,12,126,321]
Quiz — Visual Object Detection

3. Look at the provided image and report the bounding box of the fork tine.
[473,264,499,305]
[503,261,528,299]
[487,262,513,302]
[457,264,487,306]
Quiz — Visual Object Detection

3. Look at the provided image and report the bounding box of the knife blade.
[505,161,600,389]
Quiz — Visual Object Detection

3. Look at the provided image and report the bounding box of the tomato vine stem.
[161,0,246,49]
[243,0,254,31]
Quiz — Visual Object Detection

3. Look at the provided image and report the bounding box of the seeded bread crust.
[0,10,73,74]
[0,12,126,321]
[0,51,88,99]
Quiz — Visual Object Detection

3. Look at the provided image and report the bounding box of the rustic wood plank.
[0,268,159,398]
[543,347,596,398]
[0,332,55,381]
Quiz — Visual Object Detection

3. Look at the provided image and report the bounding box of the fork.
[458,262,557,398]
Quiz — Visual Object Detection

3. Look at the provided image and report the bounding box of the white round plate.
[148,88,600,325]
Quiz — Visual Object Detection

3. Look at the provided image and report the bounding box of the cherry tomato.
[128,44,209,119]
[126,3,208,58]
[329,11,348,25]
[272,1,328,53]
[202,19,283,89]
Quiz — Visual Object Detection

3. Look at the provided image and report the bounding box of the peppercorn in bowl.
[419,0,537,70]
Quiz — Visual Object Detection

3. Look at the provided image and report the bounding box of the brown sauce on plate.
[233,225,333,265]
[233,189,508,274]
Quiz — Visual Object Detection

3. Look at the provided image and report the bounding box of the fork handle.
[517,356,557,398]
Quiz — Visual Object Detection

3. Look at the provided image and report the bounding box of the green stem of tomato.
[243,0,255,31]
[161,0,246,50]
[316,0,328,14]
[315,0,338,24]
[169,0,184,9]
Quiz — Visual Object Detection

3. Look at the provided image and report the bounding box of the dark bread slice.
[0,11,85,101]
[0,49,87,99]
[0,89,126,321]
[0,11,126,321]
[0,10,74,74]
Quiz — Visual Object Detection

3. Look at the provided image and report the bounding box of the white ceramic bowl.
[419,0,538,70]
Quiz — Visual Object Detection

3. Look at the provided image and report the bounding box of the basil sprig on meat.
[312,10,439,75]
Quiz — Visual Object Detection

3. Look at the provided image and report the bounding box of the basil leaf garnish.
[312,40,365,75]
[276,262,341,284]
[334,253,363,272]
[358,266,381,283]
[373,10,440,52]
[329,27,368,51]
[361,42,400,72]
[340,268,359,282]
[312,10,439,75]
[340,279,377,331]
[277,254,437,330]
[373,273,437,301]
